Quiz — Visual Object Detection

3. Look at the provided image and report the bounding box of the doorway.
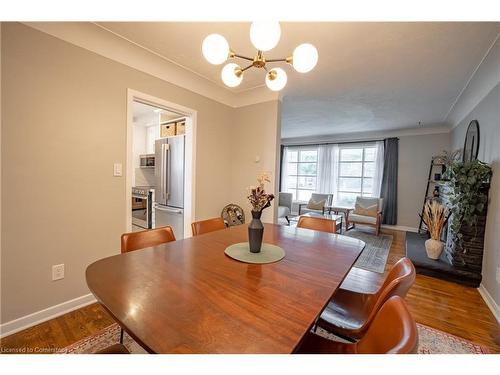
[126,89,197,239]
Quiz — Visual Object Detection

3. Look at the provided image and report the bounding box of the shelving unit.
[418,158,445,233]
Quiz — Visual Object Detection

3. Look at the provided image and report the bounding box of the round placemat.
[224,242,285,264]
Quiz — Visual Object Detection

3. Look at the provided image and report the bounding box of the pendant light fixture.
[202,22,318,91]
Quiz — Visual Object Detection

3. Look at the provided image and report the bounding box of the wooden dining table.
[86,223,365,353]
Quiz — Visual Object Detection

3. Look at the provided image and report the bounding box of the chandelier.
[202,22,318,91]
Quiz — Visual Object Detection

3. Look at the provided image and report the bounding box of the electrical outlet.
[496,267,500,284]
[52,264,65,281]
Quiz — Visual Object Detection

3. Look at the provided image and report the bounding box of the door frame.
[126,89,197,238]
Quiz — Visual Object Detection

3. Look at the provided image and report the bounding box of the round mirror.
[463,120,480,162]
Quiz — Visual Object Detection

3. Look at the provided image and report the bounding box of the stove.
[132,186,154,229]
[132,186,154,197]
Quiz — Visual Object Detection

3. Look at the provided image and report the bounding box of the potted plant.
[419,201,448,259]
[443,159,492,253]
[247,173,275,253]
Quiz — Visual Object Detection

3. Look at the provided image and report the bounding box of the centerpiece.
[247,173,275,253]
[419,201,448,259]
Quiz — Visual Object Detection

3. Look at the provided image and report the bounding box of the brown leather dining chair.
[297,296,418,354]
[316,257,416,340]
[297,215,337,234]
[95,343,130,354]
[121,226,176,253]
[112,225,176,347]
[191,217,226,236]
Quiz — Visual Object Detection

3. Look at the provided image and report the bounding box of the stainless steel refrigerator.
[154,135,185,238]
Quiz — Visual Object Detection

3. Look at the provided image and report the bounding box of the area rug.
[58,322,490,354]
[345,230,392,273]
[315,324,490,354]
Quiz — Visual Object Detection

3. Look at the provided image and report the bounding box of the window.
[336,145,377,207]
[283,148,318,202]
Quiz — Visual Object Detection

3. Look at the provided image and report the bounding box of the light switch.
[113,163,123,177]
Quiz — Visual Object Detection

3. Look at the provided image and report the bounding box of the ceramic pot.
[248,210,264,253]
[425,238,444,260]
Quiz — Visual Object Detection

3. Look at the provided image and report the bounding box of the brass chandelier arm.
[265,58,287,62]
[231,53,254,62]
[240,64,254,72]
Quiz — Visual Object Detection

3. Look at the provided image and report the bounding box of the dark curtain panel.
[279,145,285,191]
[381,138,398,225]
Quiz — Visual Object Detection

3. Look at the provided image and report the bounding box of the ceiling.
[132,101,180,127]
[99,22,500,138]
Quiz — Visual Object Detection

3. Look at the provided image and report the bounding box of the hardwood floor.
[1,228,499,353]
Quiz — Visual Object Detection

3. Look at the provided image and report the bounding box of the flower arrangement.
[433,149,462,167]
[247,172,275,212]
[419,201,448,240]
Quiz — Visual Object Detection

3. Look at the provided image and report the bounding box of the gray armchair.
[298,193,333,215]
[278,192,293,224]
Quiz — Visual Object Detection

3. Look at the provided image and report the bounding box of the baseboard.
[477,284,500,323]
[0,293,97,338]
[381,224,418,233]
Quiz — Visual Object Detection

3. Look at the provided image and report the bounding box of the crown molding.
[22,22,276,108]
[281,125,450,145]
[444,32,500,128]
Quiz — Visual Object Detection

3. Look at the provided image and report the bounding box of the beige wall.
[230,101,280,223]
[451,82,500,310]
[0,23,238,323]
[398,133,450,228]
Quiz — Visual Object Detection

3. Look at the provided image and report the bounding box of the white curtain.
[280,147,289,192]
[373,140,385,197]
[317,143,339,196]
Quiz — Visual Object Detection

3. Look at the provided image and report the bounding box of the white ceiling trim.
[281,125,450,145]
[23,22,274,108]
[444,31,500,128]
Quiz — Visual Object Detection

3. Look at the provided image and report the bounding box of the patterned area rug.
[345,230,393,273]
[58,323,490,354]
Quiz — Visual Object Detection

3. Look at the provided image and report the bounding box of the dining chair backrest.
[360,257,416,332]
[356,296,418,354]
[191,217,227,236]
[378,257,416,301]
[297,216,337,234]
[121,226,176,253]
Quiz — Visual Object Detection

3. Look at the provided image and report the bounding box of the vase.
[248,210,264,253]
[425,238,444,260]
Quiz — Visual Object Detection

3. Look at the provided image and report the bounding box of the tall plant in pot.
[419,201,448,260]
[247,173,275,253]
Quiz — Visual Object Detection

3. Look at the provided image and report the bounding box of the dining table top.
[86,223,365,353]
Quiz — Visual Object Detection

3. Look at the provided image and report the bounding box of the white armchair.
[347,197,384,236]
[298,193,333,215]
[278,192,293,224]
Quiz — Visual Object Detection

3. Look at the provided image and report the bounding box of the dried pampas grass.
[420,201,448,240]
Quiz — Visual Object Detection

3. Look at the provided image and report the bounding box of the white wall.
[132,125,147,186]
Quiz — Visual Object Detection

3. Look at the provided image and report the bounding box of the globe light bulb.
[292,43,318,73]
[249,21,281,52]
[265,68,287,91]
[221,63,243,87]
[202,34,230,65]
